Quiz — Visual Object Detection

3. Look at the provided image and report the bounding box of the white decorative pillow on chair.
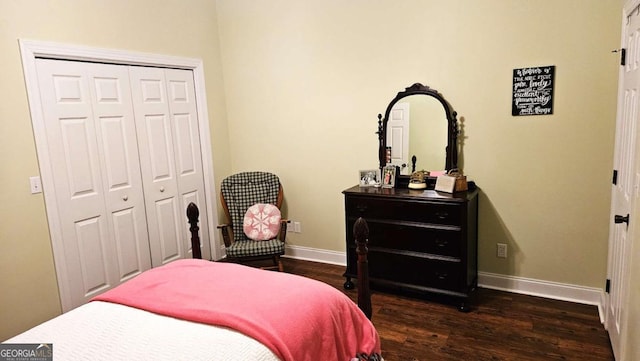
[243,203,281,241]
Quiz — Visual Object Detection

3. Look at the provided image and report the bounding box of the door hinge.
[613,169,618,185]
[606,279,611,293]
[621,48,627,66]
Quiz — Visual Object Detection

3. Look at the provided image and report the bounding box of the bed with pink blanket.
[4,205,380,361]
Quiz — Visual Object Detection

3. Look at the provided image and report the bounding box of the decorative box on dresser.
[343,185,478,311]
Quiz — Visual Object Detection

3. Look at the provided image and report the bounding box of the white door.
[129,67,208,266]
[387,102,410,174]
[35,59,151,309]
[605,3,640,358]
[164,69,210,260]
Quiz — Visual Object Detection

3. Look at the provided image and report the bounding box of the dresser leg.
[344,278,354,290]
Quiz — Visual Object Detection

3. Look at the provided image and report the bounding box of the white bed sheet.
[5,301,280,361]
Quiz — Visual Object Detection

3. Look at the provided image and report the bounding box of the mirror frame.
[377,83,459,183]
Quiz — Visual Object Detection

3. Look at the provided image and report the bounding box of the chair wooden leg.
[275,255,283,272]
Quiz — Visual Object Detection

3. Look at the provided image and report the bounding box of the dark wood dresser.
[343,185,479,310]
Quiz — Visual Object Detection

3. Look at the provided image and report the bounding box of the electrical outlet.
[287,221,302,233]
[497,243,508,258]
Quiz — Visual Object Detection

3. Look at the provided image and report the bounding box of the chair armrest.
[279,219,291,242]
[217,224,234,247]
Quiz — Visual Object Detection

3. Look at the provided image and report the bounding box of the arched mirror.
[377,83,458,187]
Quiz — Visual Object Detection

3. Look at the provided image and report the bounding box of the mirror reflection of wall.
[388,95,448,174]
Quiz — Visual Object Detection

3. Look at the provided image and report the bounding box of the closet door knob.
[160,186,165,192]
[122,195,128,201]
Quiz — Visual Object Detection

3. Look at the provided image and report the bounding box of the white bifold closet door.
[129,67,208,265]
[35,59,208,310]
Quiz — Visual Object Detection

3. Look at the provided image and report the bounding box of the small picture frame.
[359,169,380,187]
[435,175,456,193]
[381,165,396,188]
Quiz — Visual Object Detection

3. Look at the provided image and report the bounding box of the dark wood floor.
[281,257,614,361]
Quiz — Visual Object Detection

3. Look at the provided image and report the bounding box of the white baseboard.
[478,272,606,322]
[284,245,606,322]
[284,244,346,266]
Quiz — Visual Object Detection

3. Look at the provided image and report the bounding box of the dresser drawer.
[348,219,462,257]
[343,186,479,306]
[368,251,463,292]
[346,196,462,226]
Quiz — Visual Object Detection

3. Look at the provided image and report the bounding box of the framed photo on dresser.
[359,169,379,187]
[381,165,396,188]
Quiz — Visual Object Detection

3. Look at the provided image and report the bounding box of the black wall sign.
[512,65,555,116]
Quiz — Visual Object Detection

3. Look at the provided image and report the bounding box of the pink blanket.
[92,259,380,361]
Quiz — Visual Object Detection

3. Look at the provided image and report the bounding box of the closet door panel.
[74,217,110,295]
[35,59,117,307]
[155,198,182,263]
[111,208,146,280]
[145,114,174,180]
[165,69,209,258]
[129,67,184,266]
[87,63,151,282]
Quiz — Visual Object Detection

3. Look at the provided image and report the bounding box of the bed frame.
[186,202,373,319]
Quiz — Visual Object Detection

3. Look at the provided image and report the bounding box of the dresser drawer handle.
[435,211,449,219]
[435,272,448,280]
[435,239,448,248]
[356,204,368,212]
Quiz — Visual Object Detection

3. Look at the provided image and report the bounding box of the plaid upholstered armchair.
[218,172,288,271]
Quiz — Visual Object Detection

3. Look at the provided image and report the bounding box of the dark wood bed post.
[187,202,202,260]
[354,217,372,320]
